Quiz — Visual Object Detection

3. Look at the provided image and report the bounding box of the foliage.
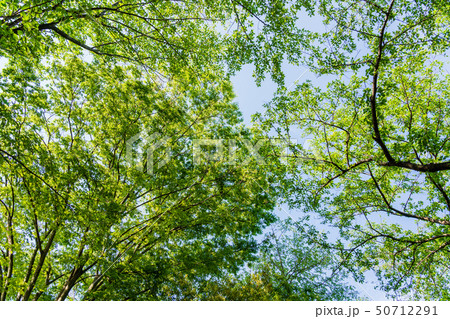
[0,0,311,301]
[0,48,280,300]
[0,0,304,76]
[253,0,450,299]
[149,219,358,301]
[7,0,448,301]
[254,219,358,300]
[0,0,227,72]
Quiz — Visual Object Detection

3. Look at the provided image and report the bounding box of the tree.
[253,219,357,300]
[225,218,357,301]
[0,0,315,84]
[0,46,279,300]
[1,0,226,72]
[148,218,357,301]
[10,0,448,301]
[252,0,450,299]
[1,0,303,301]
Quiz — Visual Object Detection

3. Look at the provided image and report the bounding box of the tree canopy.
[2,0,450,301]
[204,219,357,301]
[0,0,282,300]
[253,0,450,299]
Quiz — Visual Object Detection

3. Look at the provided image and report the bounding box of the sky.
[231,64,307,124]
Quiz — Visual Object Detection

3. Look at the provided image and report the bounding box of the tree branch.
[370,0,396,163]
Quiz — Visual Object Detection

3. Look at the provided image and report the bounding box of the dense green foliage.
[2,0,449,301]
[0,0,284,300]
[143,219,358,301]
[0,52,281,300]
